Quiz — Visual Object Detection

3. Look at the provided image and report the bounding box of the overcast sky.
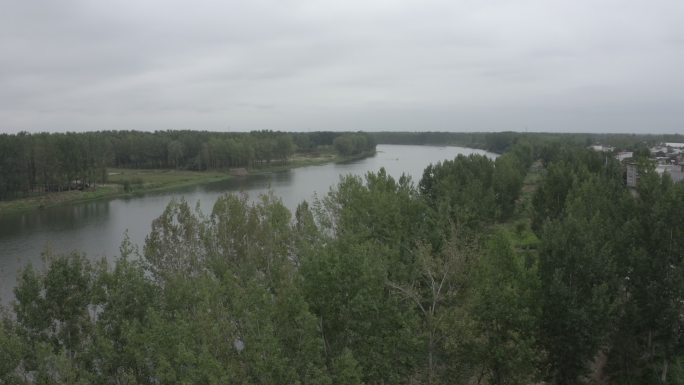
[1,0,682,134]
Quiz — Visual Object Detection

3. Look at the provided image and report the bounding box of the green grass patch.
[495,218,540,251]
[520,160,544,200]
[512,160,544,220]
[494,160,544,251]
[107,168,231,191]
[0,185,121,214]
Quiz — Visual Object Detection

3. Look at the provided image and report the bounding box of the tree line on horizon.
[0,130,376,201]
[2,129,682,202]
[1,134,682,384]
[370,131,684,154]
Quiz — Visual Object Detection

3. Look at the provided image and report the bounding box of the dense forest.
[0,131,376,201]
[0,133,683,384]
[370,131,684,154]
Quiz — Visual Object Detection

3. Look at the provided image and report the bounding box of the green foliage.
[120,176,144,192]
[420,154,499,230]
[0,130,377,201]
[300,170,433,383]
[531,147,623,232]
[493,154,525,220]
[0,318,23,384]
[11,253,95,383]
[369,131,488,147]
[537,174,628,384]
[301,238,412,383]
[605,170,684,384]
[331,349,364,385]
[3,137,683,385]
[468,233,541,385]
[389,234,473,385]
[143,198,207,280]
[484,131,519,153]
[0,132,108,200]
[419,142,533,231]
[332,133,376,156]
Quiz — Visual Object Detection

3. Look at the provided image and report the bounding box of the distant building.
[590,145,615,152]
[650,145,668,155]
[659,164,684,183]
[615,152,633,162]
[635,163,684,184]
[626,163,639,188]
[656,164,671,174]
[651,143,684,155]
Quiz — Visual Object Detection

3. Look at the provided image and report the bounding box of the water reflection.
[1,201,111,237]
[201,172,291,193]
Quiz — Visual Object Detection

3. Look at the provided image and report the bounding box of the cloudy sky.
[1,0,682,133]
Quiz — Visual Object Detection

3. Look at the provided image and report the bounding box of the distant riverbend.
[0,145,496,303]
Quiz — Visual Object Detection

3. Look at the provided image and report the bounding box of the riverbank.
[0,151,375,215]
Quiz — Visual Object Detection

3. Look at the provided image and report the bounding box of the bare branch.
[386,280,428,316]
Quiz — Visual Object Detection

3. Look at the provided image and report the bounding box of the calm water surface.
[0,145,495,302]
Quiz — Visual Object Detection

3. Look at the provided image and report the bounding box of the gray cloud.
[0,0,682,133]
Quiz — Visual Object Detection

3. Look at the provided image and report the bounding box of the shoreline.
[0,151,376,215]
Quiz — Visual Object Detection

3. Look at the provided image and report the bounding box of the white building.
[590,145,614,152]
[657,164,684,183]
[626,163,639,187]
[616,152,633,162]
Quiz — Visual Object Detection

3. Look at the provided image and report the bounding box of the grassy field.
[107,168,231,190]
[0,185,121,214]
[494,159,544,252]
[0,151,370,214]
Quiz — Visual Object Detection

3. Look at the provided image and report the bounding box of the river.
[0,145,495,303]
